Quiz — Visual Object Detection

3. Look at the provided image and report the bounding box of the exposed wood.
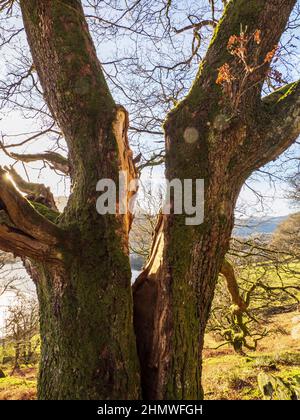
[220,259,247,313]
[0,167,63,246]
[0,218,60,262]
[4,166,58,210]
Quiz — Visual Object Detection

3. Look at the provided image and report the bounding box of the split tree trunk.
[133,112,242,399]
[29,108,141,399]
[0,0,297,400]
[133,0,298,398]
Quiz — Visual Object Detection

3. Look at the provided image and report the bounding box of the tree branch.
[174,19,217,34]
[0,220,59,262]
[19,0,116,168]
[244,80,300,173]
[0,0,15,14]
[186,0,296,112]
[220,259,248,313]
[263,80,300,138]
[0,124,60,149]
[0,167,63,246]
[0,141,69,175]
[4,166,58,211]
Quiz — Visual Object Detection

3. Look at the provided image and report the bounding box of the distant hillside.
[234,215,288,237]
[54,196,289,239]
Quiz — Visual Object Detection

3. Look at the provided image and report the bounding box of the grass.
[203,309,300,400]
[203,351,300,400]
[0,265,299,400]
[0,309,299,400]
[0,367,36,400]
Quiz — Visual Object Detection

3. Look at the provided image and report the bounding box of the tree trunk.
[0,0,297,401]
[133,112,242,399]
[29,108,141,399]
[133,0,299,399]
[35,256,139,399]
[13,342,20,374]
[17,0,141,399]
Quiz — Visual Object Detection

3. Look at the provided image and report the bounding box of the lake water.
[0,264,142,335]
[0,262,35,335]
[131,270,141,283]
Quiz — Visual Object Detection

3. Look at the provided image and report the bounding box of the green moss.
[29,201,59,224]
[34,208,140,399]
[50,0,115,115]
[263,81,300,106]
[20,0,141,400]
[0,377,36,389]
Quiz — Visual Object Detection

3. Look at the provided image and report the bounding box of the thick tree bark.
[133,0,299,400]
[133,121,241,399]
[15,0,140,399]
[34,253,139,399]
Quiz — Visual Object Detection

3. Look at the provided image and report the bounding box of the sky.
[0,109,296,217]
[0,3,298,218]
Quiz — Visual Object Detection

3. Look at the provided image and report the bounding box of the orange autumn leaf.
[216,63,235,85]
[228,35,238,49]
[264,46,278,63]
[254,29,261,45]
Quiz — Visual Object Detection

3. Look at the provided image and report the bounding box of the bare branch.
[174,19,217,34]
[0,141,69,175]
[220,259,248,313]
[0,0,16,14]
[0,124,61,149]
[0,221,59,261]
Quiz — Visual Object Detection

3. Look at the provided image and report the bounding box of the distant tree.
[0,252,20,297]
[271,212,300,254]
[287,170,300,205]
[208,237,300,353]
[4,296,39,374]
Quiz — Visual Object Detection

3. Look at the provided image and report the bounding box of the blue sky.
[0,1,299,218]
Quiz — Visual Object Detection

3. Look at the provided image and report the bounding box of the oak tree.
[0,0,299,399]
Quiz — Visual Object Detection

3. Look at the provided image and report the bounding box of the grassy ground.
[0,366,36,400]
[203,309,300,399]
[0,310,299,400]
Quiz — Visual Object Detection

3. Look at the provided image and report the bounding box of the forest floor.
[0,366,36,400]
[203,308,300,399]
[0,308,299,400]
